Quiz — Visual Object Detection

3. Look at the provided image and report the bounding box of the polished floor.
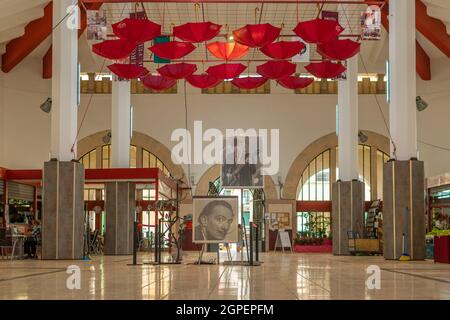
[0,252,449,300]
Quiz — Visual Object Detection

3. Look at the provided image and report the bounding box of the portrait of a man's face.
[193,197,238,243]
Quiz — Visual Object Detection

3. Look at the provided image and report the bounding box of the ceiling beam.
[1,3,52,73]
[43,2,103,79]
[415,0,450,58]
[376,0,431,80]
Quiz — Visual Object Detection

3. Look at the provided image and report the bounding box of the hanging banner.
[361,5,382,40]
[291,37,310,63]
[87,10,107,41]
[129,11,146,67]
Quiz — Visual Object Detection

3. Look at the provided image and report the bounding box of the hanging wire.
[183,80,193,196]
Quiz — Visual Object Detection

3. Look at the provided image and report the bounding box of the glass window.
[298,146,389,202]
[298,149,331,201]
[102,145,110,168]
[89,150,96,169]
[130,145,137,168]
[142,150,149,168]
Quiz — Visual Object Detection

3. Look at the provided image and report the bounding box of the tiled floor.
[0,252,449,300]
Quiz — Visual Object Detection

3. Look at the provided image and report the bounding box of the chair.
[0,228,13,259]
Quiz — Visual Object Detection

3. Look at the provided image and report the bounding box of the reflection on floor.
[0,252,450,300]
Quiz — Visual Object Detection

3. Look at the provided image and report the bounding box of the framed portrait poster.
[192,196,239,244]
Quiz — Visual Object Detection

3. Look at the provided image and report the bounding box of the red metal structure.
[0,167,178,236]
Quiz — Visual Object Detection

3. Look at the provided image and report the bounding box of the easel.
[274,229,293,253]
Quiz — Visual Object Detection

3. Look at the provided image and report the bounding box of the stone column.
[104,182,136,255]
[332,14,364,254]
[104,80,135,255]
[383,160,425,260]
[42,161,84,259]
[384,1,425,260]
[42,1,84,259]
[332,180,365,255]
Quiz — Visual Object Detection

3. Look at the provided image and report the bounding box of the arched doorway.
[77,131,187,249]
[284,131,390,246]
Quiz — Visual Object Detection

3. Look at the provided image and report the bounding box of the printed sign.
[87,10,107,41]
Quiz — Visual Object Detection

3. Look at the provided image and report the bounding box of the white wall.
[417,57,450,177]
[1,53,449,188]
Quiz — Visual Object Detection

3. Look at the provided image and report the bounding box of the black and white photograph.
[221,136,264,188]
[192,197,238,243]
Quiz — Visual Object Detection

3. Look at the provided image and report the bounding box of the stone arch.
[77,130,187,184]
[283,130,390,199]
[194,164,278,200]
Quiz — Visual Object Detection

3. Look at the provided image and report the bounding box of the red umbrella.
[317,39,361,61]
[277,76,314,90]
[112,18,161,44]
[108,63,149,79]
[207,42,249,61]
[206,63,247,79]
[231,77,268,90]
[141,75,177,91]
[186,74,223,89]
[260,41,305,60]
[233,23,281,48]
[149,41,196,60]
[173,22,222,43]
[157,63,197,79]
[256,60,296,80]
[293,18,344,44]
[305,61,346,79]
[92,39,136,60]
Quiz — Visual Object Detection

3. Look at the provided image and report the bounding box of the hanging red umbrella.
[206,63,247,79]
[231,76,268,90]
[92,39,136,60]
[186,74,223,89]
[256,60,296,80]
[108,63,149,79]
[260,41,305,60]
[305,61,346,79]
[112,18,161,44]
[293,18,344,44]
[207,42,249,61]
[157,63,197,79]
[149,41,196,60]
[233,23,281,48]
[173,22,222,43]
[317,39,361,61]
[141,75,177,91]
[277,76,314,90]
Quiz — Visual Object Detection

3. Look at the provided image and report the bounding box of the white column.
[111,79,131,168]
[389,0,417,160]
[51,0,78,161]
[338,55,359,181]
